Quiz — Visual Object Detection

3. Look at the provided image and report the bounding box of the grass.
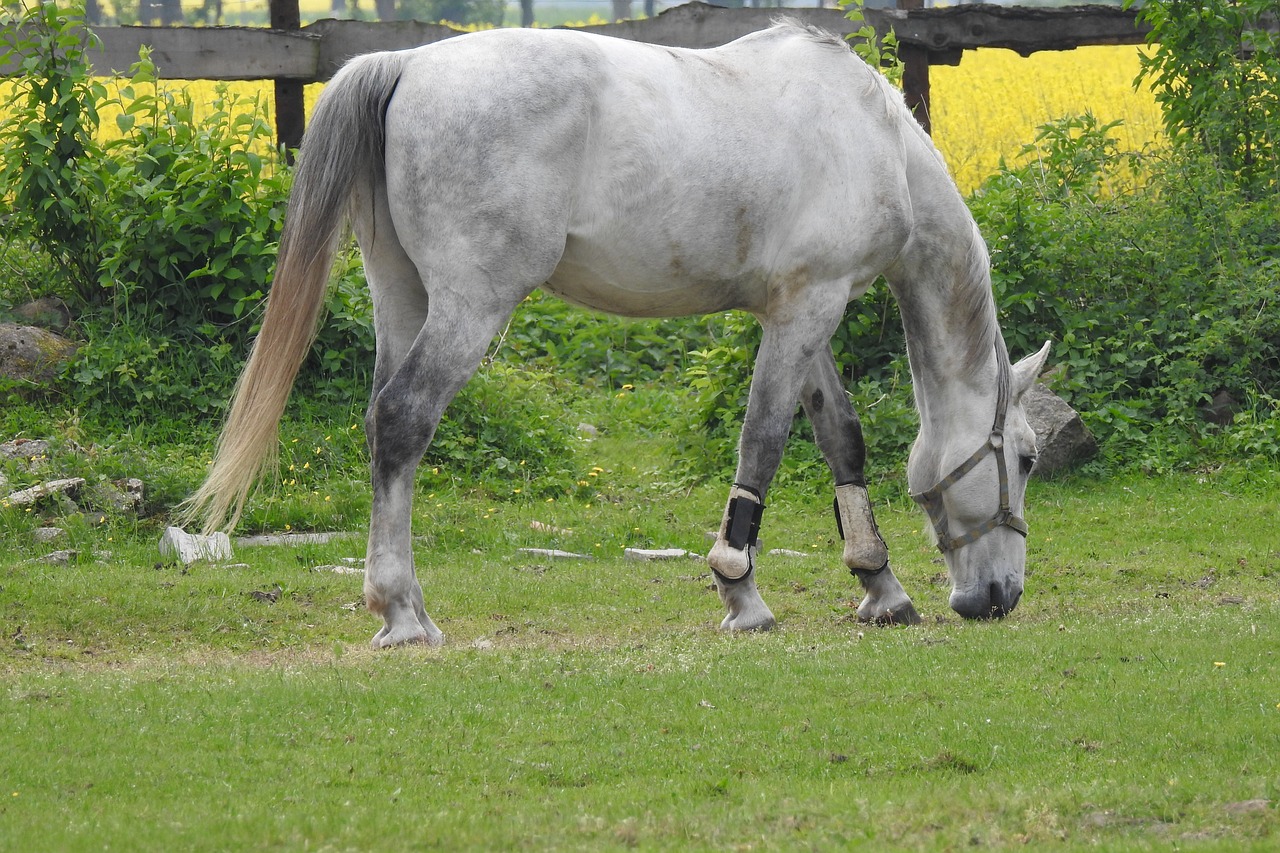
[2,384,1278,850]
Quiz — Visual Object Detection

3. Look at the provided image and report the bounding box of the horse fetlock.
[371,600,445,648]
[834,482,889,571]
[707,540,754,581]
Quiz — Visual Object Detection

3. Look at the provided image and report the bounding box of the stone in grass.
[159,526,233,564]
[624,548,693,561]
[3,477,84,507]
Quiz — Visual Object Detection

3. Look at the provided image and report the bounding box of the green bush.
[969,114,1280,469]
[1133,0,1279,196]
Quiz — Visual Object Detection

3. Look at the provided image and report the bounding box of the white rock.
[517,548,592,560]
[624,548,691,561]
[4,477,85,507]
[159,526,232,564]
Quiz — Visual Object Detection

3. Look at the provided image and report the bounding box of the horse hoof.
[719,609,777,633]
[857,601,922,627]
[371,626,445,648]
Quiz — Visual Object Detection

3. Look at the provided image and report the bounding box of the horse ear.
[1011,341,1052,401]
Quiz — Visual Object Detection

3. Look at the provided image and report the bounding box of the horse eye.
[1019,455,1037,475]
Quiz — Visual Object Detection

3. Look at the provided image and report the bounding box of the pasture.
[2,389,1278,849]
[3,7,1277,848]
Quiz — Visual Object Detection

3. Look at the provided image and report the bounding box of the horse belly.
[544,245,767,319]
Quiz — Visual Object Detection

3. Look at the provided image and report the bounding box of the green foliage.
[970,114,1280,470]
[95,59,286,328]
[838,0,903,86]
[1133,0,1280,196]
[493,292,718,389]
[426,361,579,497]
[397,0,504,27]
[0,0,106,290]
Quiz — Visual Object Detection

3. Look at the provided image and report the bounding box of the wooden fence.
[6,2,1159,143]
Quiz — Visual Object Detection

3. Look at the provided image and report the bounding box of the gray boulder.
[0,323,77,390]
[1023,383,1097,477]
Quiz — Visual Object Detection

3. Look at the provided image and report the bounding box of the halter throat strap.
[910,348,1028,553]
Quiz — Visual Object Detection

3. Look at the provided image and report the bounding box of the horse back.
[379,24,921,318]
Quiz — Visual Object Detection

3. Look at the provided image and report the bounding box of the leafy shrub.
[1133,0,1279,196]
[494,292,719,389]
[397,0,504,27]
[970,114,1280,468]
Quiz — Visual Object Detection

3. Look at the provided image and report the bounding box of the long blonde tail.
[180,52,406,533]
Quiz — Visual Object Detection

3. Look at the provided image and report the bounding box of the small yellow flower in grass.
[314,446,322,455]
[292,437,300,443]
[288,464,295,471]
[303,462,310,470]
[324,495,331,502]
[324,435,332,441]
[350,424,358,430]
[513,488,522,494]
[622,384,634,391]
[285,524,292,531]
[1214,662,1226,668]
[545,497,555,503]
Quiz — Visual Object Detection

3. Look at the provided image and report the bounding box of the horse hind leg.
[350,186,446,647]
[801,349,921,626]
[362,274,529,648]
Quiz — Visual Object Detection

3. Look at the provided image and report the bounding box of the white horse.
[183,21,1050,647]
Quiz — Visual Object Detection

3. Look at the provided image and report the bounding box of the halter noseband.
[910,348,1028,553]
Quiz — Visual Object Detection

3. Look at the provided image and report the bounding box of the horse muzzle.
[950,577,1023,620]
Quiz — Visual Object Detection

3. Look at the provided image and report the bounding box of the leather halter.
[910,348,1029,553]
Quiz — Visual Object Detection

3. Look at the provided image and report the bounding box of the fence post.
[896,0,930,134]
[269,0,305,157]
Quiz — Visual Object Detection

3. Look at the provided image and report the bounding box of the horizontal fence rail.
[17,3,1275,141]
[4,3,1156,82]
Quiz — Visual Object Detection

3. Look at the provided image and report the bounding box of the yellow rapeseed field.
[931,44,1164,192]
[8,40,1163,196]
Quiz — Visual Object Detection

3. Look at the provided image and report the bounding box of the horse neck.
[892,222,1008,443]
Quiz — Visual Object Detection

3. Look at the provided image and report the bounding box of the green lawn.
[1,399,1277,850]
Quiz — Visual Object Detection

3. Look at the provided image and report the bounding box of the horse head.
[908,342,1052,619]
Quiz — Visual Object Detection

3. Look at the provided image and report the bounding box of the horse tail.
[180,52,406,534]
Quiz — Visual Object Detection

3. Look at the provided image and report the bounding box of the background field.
[84,42,1166,195]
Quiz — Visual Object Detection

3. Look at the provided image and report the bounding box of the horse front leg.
[706,305,844,632]
[801,350,921,626]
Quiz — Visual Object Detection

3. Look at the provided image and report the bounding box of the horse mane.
[768,17,848,50]
[771,18,1006,381]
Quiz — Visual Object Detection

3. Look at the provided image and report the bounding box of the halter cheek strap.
[909,347,1029,553]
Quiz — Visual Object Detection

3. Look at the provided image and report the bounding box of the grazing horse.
[183,21,1051,647]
